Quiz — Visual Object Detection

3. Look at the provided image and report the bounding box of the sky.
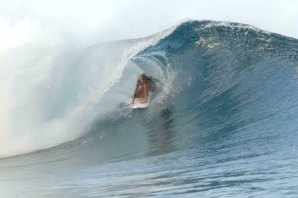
[0,0,297,50]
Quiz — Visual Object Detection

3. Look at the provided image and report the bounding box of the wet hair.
[139,73,149,81]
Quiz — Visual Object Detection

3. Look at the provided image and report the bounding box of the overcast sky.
[0,0,297,50]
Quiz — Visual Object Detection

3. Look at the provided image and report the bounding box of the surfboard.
[131,97,149,109]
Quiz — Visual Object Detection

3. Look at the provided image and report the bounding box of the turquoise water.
[1,21,298,197]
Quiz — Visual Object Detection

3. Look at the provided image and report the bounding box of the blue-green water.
[1,20,298,197]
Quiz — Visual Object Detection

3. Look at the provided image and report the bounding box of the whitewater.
[0,20,298,197]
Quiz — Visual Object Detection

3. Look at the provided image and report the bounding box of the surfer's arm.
[145,84,148,97]
[132,81,140,104]
[143,84,149,102]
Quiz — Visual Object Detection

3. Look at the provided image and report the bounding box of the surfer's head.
[139,73,146,83]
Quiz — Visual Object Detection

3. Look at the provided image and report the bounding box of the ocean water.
[0,20,298,197]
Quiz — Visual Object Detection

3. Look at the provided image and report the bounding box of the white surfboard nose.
[131,98,149,109]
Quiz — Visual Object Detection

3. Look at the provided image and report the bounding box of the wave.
[0,20,298,159]
[0,23,176,158]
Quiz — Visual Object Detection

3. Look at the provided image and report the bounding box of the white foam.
[0,18,177,158]
[201,20,272,35]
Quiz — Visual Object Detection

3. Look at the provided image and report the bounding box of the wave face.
[0,26,175,158]
[1,20,298,197]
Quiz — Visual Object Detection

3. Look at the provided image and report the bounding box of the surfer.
[131,73,157,105]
